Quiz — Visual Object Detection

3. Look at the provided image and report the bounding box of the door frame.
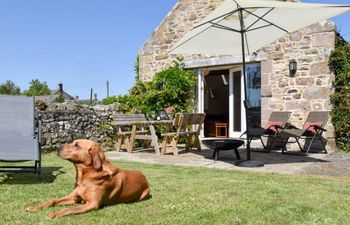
[229,67,246,137]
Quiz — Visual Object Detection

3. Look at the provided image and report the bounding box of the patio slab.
[106,145,342,176]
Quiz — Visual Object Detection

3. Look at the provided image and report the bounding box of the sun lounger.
[0,95,42,177]
[280,111,329,155]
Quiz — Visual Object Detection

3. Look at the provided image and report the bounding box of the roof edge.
[138,1,180,55]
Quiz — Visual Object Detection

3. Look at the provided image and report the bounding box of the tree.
[23,79,52,96]
[0,80,21,95]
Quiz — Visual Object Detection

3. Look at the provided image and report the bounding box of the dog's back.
[113,169,150,204]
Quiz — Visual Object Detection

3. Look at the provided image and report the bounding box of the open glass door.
[229,67,245,137]
[229,64,261,137]
[246,64,262,128]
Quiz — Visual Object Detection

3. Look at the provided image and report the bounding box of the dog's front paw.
[47,212,59,220]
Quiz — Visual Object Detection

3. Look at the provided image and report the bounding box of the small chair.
[242,111,291,152]
[161,113,205,156]
[280,111,329,155]
[0,95,42,177]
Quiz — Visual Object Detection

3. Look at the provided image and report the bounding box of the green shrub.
[102,96,119,105]
[146,63,196,114]
[329,36,350,152]
[103,59,196,116]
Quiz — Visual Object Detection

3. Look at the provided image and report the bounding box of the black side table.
[202,138,244,161]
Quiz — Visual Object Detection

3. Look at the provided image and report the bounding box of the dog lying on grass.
[26,139,150,219]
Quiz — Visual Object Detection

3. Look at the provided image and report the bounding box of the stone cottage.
[138,0,336,147]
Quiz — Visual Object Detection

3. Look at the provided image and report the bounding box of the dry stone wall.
[38,103,118,151]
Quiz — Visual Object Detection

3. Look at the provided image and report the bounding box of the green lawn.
[0,153,350,225]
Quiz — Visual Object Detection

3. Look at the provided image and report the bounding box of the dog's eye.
[75,143,79,148]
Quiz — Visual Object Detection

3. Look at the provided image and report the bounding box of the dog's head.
[58,139,105,170]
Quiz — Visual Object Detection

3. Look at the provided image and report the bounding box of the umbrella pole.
[238,8,251,161]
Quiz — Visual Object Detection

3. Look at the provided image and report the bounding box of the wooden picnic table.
[127,120,174,155]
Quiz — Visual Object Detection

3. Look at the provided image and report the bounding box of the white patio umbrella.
[169,0,350,166]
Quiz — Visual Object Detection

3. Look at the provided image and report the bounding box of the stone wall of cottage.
[139,0,336,148]
[140,0,225,81]
[139,0,297,80]
[260,21,336,147]
[38,103,118,151]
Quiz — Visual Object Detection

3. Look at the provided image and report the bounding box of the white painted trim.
[229,69,234,138]
[240,66,247,136]
[229,68,246,138]
[197,70,205,137]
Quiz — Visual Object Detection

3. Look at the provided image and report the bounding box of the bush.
[146,64,196,114]
[103,60,196,116]
[102,96,120,105]
[329,36,350,152]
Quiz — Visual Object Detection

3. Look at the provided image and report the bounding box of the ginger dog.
[26,139,150,219]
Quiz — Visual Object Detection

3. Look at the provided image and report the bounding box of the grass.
[0,153,350,225]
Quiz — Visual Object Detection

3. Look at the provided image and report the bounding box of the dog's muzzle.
[57,145,64,155]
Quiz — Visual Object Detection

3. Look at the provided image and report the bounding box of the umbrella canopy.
[171,0,350,56]
[169,0,350,163]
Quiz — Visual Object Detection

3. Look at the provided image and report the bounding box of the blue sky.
[0,0,349,99]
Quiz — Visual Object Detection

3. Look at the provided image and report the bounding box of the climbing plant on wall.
[329,34,350,152]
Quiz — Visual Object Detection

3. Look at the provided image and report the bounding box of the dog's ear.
[89,146,102,170]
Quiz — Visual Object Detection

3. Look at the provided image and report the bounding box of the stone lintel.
[183,54,268,69]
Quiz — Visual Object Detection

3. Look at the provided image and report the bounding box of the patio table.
[128,120,174,155]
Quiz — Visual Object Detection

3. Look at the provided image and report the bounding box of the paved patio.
[106,144,344,176]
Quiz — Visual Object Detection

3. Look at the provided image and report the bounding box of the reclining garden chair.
[0,95,42,177]
[243,111,291,152]
[280,111,329,155]
[161,113,205,156]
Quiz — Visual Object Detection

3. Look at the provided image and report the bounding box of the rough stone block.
[261,85,272,97]
[310,61,330,75]
[304,21,335,35]
[312,32,335,47]
[312,103,324,111]
[261,60,273,74]
[296,77,315,86]
[285,100,311,111]
[155,54,169,60]
[289,31,302,41]
[303,87,330,100]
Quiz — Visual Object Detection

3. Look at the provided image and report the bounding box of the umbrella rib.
[244,32,250,55]
[193,10,239,29]
[245,8,274,31]
[247,24,274,32]
[211,22,241,33]
[242,8,289,33]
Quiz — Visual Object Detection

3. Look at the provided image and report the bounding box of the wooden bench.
[161,113,206,156]
[114,114,148,152]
